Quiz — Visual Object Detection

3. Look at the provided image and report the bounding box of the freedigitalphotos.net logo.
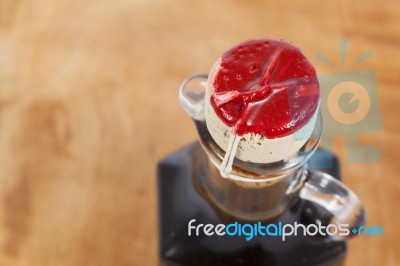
[188,219,383,241]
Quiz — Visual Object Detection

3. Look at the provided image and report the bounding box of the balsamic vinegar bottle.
[158,38,365,266]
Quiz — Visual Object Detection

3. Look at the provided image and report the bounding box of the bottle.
[158,39,365,266]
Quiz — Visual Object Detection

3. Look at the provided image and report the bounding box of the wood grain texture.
[0,0,399,265]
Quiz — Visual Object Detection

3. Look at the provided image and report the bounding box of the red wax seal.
[210,38,319,138]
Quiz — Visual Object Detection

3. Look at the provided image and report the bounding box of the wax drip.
[219,133,240,178]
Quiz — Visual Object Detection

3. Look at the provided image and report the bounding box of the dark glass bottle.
[157,75,365,266]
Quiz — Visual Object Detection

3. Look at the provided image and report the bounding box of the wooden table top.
[0,0,399,265]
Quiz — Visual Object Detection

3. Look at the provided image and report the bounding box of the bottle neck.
[193,114,322,221]
[196,159,306,222]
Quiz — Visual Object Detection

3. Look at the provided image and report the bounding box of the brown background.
[0,0,399,265]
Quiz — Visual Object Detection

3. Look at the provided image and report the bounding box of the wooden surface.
[0,0,399,265]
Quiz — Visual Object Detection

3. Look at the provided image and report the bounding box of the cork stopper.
[205,58,319,177]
